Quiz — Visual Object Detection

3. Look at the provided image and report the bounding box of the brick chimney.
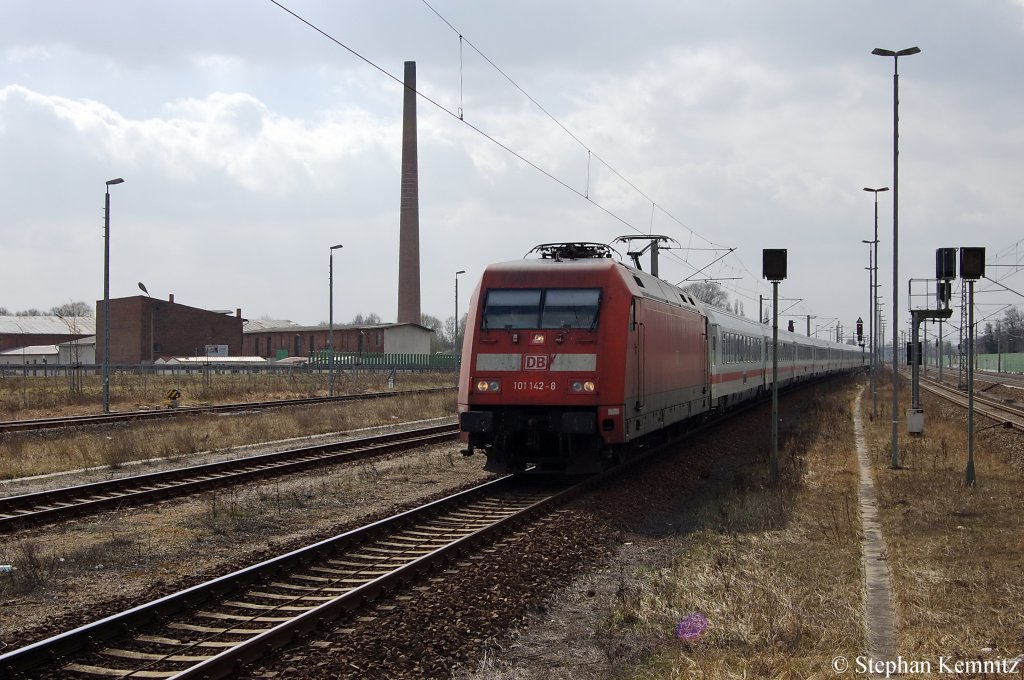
[397,60,421,326]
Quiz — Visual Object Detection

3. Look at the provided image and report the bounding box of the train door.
[708,322,720,404]
[632,299,645,411]
[762,337,769,391]
[703,316,711,398]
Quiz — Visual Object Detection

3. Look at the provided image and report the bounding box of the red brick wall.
[97,296,242,363]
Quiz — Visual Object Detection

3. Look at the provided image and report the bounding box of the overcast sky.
[2,1,1022,342]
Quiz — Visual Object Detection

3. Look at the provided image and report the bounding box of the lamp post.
[138,281,155,364]
[872,45,920,469]
[328,244,343,397]
[861,241,874,375]
[454,270,466,355]
[861,243,872,356]
[102,177,124,413]
[863,186,888,420]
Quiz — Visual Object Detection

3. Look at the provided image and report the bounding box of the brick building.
[243,322,433,359]
[96,295,243,364]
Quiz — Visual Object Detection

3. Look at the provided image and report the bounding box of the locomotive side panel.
[625,295,709,440]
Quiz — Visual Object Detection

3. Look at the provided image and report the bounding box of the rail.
[0,424,458,532]
[0,474,593,678]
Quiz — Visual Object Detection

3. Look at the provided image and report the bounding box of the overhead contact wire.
[419,0,725,254]
[271,0,745,286]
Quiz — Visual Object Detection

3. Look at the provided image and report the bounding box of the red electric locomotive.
[458,243,711,473]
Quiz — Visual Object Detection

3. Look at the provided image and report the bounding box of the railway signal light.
[960,247,986,280]
[762,249,787,282]
[762,248,787,483]
[936,247,957,279]
[905,341,923,365]
[856,317,864,344]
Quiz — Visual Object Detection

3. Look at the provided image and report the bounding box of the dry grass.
[0,390,456,480]
[600,385,865,678]
[0,370,454,420]
[0,444,479,602]
[862,373,1024,664]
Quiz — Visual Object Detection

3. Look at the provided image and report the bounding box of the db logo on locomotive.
[523,354,550,370]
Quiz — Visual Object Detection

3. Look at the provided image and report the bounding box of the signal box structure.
[903,248,960,435]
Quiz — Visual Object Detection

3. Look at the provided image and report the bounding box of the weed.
[598,384,864,676]
[863,379,1024,660]
[0,386,454,479]
[356,462,383,484]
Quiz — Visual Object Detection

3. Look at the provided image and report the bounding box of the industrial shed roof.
[242,319,300,332]
[0,316,95,335]
[56,336,96,348]
[156,356,268,365]
[0,345,59,356]
[242,322,434,334]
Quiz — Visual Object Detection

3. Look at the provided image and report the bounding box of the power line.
[269,0,731,276]
[419,0,726,258]
[269,0,809,317]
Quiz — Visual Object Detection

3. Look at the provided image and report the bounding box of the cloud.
[0,83,403,197]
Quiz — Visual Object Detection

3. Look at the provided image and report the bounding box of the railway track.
[0,387,455,435]
[918,374,1024,430]
[0,424,458,533]
[0,474,593,679]
[0,375,856,677]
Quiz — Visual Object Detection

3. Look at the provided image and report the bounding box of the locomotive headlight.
[569,380,597,393]
[475,379,501,393]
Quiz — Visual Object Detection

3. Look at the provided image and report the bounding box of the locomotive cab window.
[482,289,542,329]
[483,288,601,330]
[540,289,601,329]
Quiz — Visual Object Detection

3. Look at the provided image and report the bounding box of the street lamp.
[872,45,920,469]
[454,270,466,355]
[102,177,124,413]
[328,244,343,397]
[863,186,889,420]
[138,281,155,364]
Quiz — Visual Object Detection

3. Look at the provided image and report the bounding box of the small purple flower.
[675,612,709,642]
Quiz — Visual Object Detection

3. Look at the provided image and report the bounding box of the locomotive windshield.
[482,288,601,330]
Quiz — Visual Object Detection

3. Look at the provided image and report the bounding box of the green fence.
[975,352,1024,373]
[308,351,460,371]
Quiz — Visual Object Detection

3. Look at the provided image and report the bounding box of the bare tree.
[351,313,383,326]
[51,301,93,317]
[979,306,1024,354]
[420,314,447,353]
[1004,306,1023,353]
[682,281,730,310]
